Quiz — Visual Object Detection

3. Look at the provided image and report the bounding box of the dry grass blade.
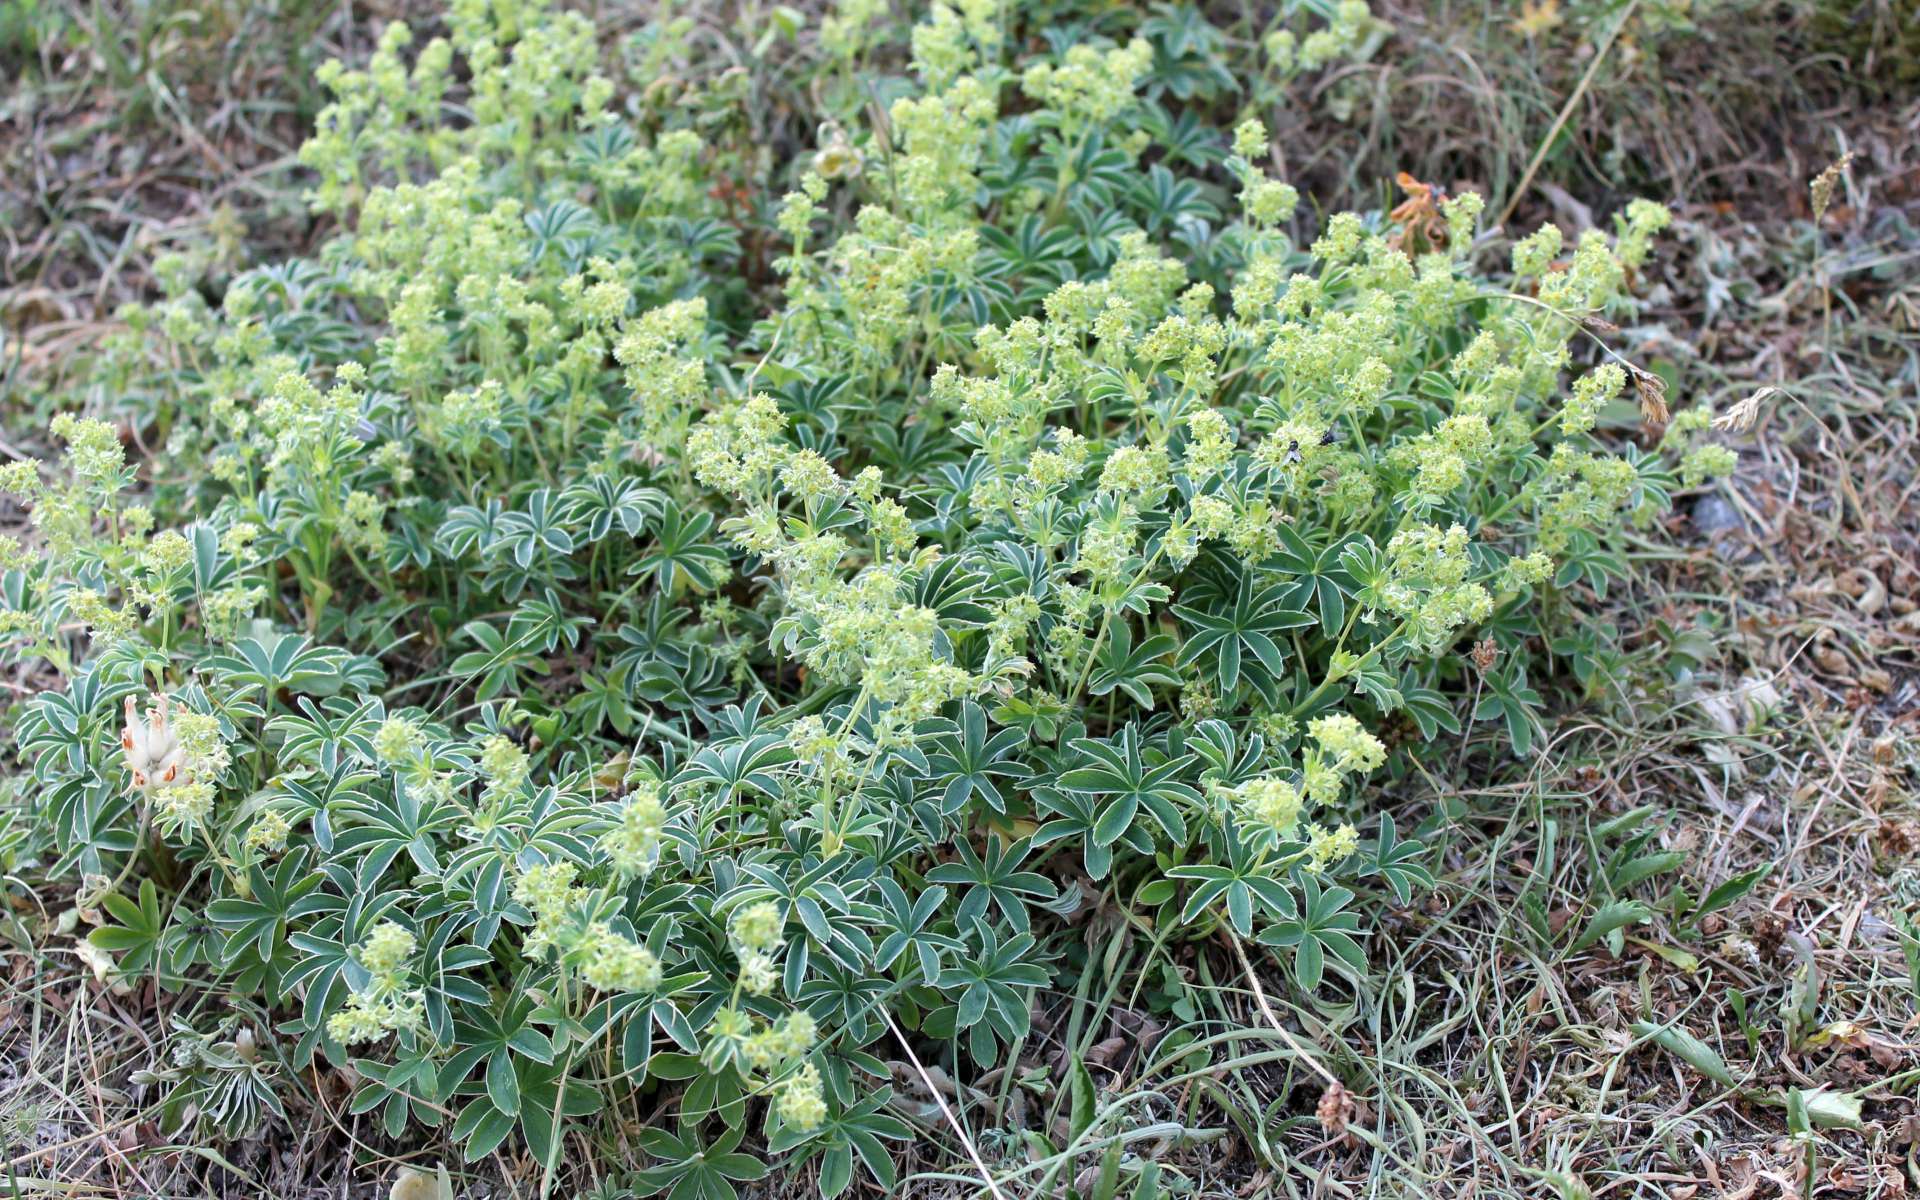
[882,1008,1012,1200]
[1220,921,1339,1088]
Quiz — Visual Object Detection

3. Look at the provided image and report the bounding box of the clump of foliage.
[0,0,1734,1192]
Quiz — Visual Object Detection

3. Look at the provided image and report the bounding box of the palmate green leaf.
[441,989,554,1121]
[1172,571,1314,702]
[1184,718,1267,791]
[1474,659,1545,756]
[569,660,636,735]
[283,880,410,1062]
[204,633,348,706]
[507,592,593,654]
[448,619,551,702]
[1031,784,1143,880]
[1254,874,1369,990]
[1265,523,1361,637]
[516,1058,605,1170]
[673,733,794,803]
[1554,528,1628,599]
[1088,622,1183,709]
[605,978,704,1076]
[328,775,464,882]
[634,644,740,725]
[767,1089,911,1199]
[1399,674,1463,739]
[496,487,576,571]
[634,1124,767,1200]
[871,878,959,981]
[979,213,1079,291]
[437,499,508,558]
[266,694,386,768]
[935,918,1052,1065]
[1358,814,1435,905]
[924,836,1054,934]
[630,501,729,592]
[1344,654,1402,712]
[924,700,1030,816]
[351,1051,448,1140]
[203,849,324,982]
[90,878,165,976]
[1129,162,1221,235]
[561,472,664,542]
[1167,820,1292,936]
[1055,724,1198,850]
[17,668,139,781]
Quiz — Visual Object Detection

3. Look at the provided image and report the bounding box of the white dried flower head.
[121,694,183,793]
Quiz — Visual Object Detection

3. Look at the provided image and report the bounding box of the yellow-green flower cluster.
[689,394,790,502]
[1238,775,1307,838]
[1615,199,1674,270]
[50,413,125,484]
[727,899,787,994]
[1538,229,1627,311]
[326,921,425,1046]
[244,809,292,857]
[1381,524,1495,654]
[513,861,663,994]
[600,786,669,880]
[1528,444,1642,554]
[777,1062,828,1132]
[821,0,888,58]
[199,584,265,643]
[1511,224,1564,278]
[1020,39,1153,134]
[1680,443,1738,487]
[1563,363,1626,436]
[1238,713,1386,847]
[154,782,217,840]
[576,925,665,994]
[146,708,233,841]
[703,1004,825,1131]
[1306,822,1362,871]
[374,716,427,767]
[889,76,997,216]
[1502,550,1556,592]
[0,414,132,562]
[613,299,709,460]
[478,734,530,798]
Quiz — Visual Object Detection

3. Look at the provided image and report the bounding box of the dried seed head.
[1810,151,1856,223]
[1712,386,1777,433]
[1631,365,1670,429]
[1316,1079,1355,1137]
[1470,637,1499,673]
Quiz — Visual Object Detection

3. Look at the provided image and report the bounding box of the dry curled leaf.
[1388,172,1447,251]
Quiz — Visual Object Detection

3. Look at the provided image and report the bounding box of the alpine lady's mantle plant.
[0,0,1733,1191]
